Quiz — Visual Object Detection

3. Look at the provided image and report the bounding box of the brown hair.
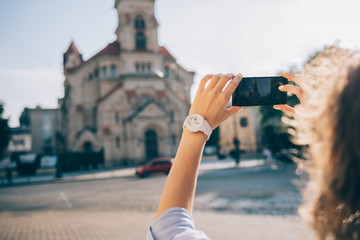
[292,46,360,239]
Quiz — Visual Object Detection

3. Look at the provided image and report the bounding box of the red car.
[135,157,174,178]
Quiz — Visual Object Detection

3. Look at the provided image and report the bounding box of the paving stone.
[0,210,316,240]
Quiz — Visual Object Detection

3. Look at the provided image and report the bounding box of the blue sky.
[1,0,360,126]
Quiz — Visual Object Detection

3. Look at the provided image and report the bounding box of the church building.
[61,0,194,166]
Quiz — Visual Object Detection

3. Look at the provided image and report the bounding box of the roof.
[65,41,121,73]
[123,100,169,122]
[160,46,175,59]
[152,16,159,26]
[65,41,81,56]
[66,42,173,74]
[92,41,121,59]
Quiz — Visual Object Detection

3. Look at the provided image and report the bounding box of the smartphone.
[232,76,288,106]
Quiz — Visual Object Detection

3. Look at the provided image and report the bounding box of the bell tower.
[114,0,159,52]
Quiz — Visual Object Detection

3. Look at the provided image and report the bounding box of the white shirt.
[146,207,210,240]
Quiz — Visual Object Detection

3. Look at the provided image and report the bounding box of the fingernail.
[273,106,280,110]
[216,73,223,77]
[225,73,233,78]
[232,73,242,84]
[278,85,284,90]
[280,71,286,75]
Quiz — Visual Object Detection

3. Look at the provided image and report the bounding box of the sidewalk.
[0,209,315,240]
[1,156,271,187]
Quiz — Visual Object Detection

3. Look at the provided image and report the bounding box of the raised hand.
[190,73,243,129]
[273,72,304,116]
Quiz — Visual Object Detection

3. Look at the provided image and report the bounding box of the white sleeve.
[146,207,210,240]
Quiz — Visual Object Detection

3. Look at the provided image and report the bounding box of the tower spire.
[63,41,83,70]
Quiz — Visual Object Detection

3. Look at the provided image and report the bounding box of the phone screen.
[232,76,287,106]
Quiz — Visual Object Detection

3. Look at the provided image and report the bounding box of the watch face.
[186,114,203,132]
[189,115,201,125]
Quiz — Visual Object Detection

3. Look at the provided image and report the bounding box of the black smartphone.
[232,76,288,106]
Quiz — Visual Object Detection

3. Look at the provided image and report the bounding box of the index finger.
[280,72,301,86]
[222,73,243,97]
[274,104,295,117]
[198,74,213,91]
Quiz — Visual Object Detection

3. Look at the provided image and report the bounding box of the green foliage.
[19,107,31,127]
[0,102,10,158]
[0,103,3,117]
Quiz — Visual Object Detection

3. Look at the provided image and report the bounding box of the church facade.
[61,0,194,166]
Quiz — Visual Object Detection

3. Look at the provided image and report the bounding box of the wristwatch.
[183,114,212,140]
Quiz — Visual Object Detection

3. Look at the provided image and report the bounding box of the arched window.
[116,137,120,149]
[141,95,149,104]
[135,32,147,50]
[110,65,116,78]
[164,67,169,78]
[103,66,107,78]
[115,112,120,124]
[134,15,146,29]
[145,129,158,159]
[84,141,93,152]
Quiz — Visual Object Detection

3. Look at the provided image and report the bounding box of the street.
[0,159,315,239]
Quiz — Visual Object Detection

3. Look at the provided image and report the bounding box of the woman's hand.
[190,73,243,129]
[273,72,304,116]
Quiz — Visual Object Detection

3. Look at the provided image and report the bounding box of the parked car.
[135,157,174,178]
[0,157,16,170]
[16,153,40,175]
[40,155,58,168]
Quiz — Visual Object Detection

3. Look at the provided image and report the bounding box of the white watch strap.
[183,114,212,140]
[199,118,212,140]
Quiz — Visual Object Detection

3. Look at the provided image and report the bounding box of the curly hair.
[292,46,360,240]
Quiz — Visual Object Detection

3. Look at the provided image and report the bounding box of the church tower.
[61,0,195,166]
[115,0,159,52]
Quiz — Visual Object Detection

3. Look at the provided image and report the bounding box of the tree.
[0,103,3,116]
[19,107,31,127]
[0,102,10,158]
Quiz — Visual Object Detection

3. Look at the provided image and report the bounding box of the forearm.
[155,130,207,219]
[154,73,242,220]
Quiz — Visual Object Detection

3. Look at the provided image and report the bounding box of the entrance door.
[84,141,93,152]
[145,129,158,160]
